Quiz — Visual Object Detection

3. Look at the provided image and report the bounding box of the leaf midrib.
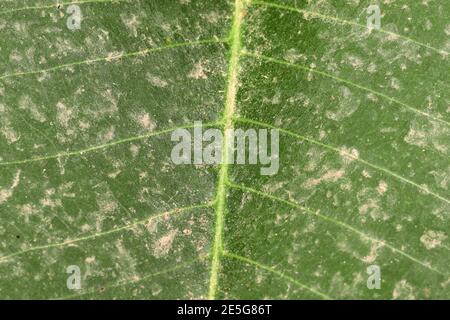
[207,0,245,300]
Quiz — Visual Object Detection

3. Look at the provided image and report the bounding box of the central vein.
[208,0,245,300]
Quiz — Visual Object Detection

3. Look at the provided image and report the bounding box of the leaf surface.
[0,0,448,299]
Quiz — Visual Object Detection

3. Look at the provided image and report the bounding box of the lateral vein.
[252,0,449,56]
[0,202,213,264]
[0,38,226,81]
[223,251,333,300]
[58,253,209,300]
[235,117,450,206]
[0,122,220,167]
[227,181,446,276]
[243,51,450,127]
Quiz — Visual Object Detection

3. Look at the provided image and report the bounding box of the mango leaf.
[0,0,449,299]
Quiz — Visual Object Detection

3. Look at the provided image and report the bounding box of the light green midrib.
[207,0,244,300]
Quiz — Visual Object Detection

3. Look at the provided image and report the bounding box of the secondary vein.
[227,181,446,276]
[0,122,220,167]
[251,0,448,56]
[234,117,450,206]
[0,38,226,81]
[242,51,450,127]
[223,251,333,299]
[0,202,213,264]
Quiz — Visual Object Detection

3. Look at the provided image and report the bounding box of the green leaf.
[0,0,448,299]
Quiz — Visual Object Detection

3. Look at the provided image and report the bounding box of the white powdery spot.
[19,95,46,123]
[153,229,178,258]
[340,146,359,163]
[444,24,450,36]
[9,50,23,63]
[137,112,157,131]
[404,127,427,147]
[146,73,168,88]
[145,219,157,234]
[362,170,372,178]
[1,120,20,144]
[284,49,303,63]
[367,62,377,73]
[97,126,116,144]
[430,166,450,190]
[303,169,345,189]
[56,102,74,129]
[105,51,124,62]
[390,77,401,90]
[404,121,450,154]
[357,186,389,221]
[321,169,345,181]
[120,13,142,37]
[115,239,137,275]
[81,224,91,232]
[377,181,388,195]
[188,61,208,80]
[96,189,118,214]
[326,87,359,121]
[420,230,447,249]
[40,188,62,208]
[392,280,415,300]
[272,92,282,104]
[200,11,221,24]
[78,121,90,130]
[0,170,21,204]
[358,198,380,215]
[346,54,364,70]
[85,256,96,264]
[130,144,140,158]
[107,170,121,179]
[386,31,399,41]
[362,241,384,264]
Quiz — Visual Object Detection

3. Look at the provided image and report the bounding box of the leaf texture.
[0,0,449,299]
